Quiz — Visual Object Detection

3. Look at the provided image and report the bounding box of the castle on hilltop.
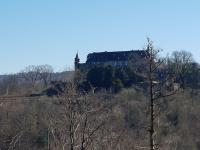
[74,50,147,72]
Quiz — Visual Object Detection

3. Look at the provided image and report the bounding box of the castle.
[74,50,147,72]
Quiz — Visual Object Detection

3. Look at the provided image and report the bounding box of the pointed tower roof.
[75,52,79,59]
[75,51,80,62]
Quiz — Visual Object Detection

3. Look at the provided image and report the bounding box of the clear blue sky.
[0,0,200,74]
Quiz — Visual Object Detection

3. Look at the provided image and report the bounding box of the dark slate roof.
[86,50,147,63]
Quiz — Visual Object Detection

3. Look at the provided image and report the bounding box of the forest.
[0,40,200,150]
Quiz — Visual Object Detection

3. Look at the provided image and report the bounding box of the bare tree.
[0,74,18,95]
[8,130,26,150]
[168,50,194,89]
[47,82,106,150]
[143,38,180,150]
[20,65,41,88]
[38,65,54,87]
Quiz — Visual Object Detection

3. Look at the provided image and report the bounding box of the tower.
[74,52,80,70]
